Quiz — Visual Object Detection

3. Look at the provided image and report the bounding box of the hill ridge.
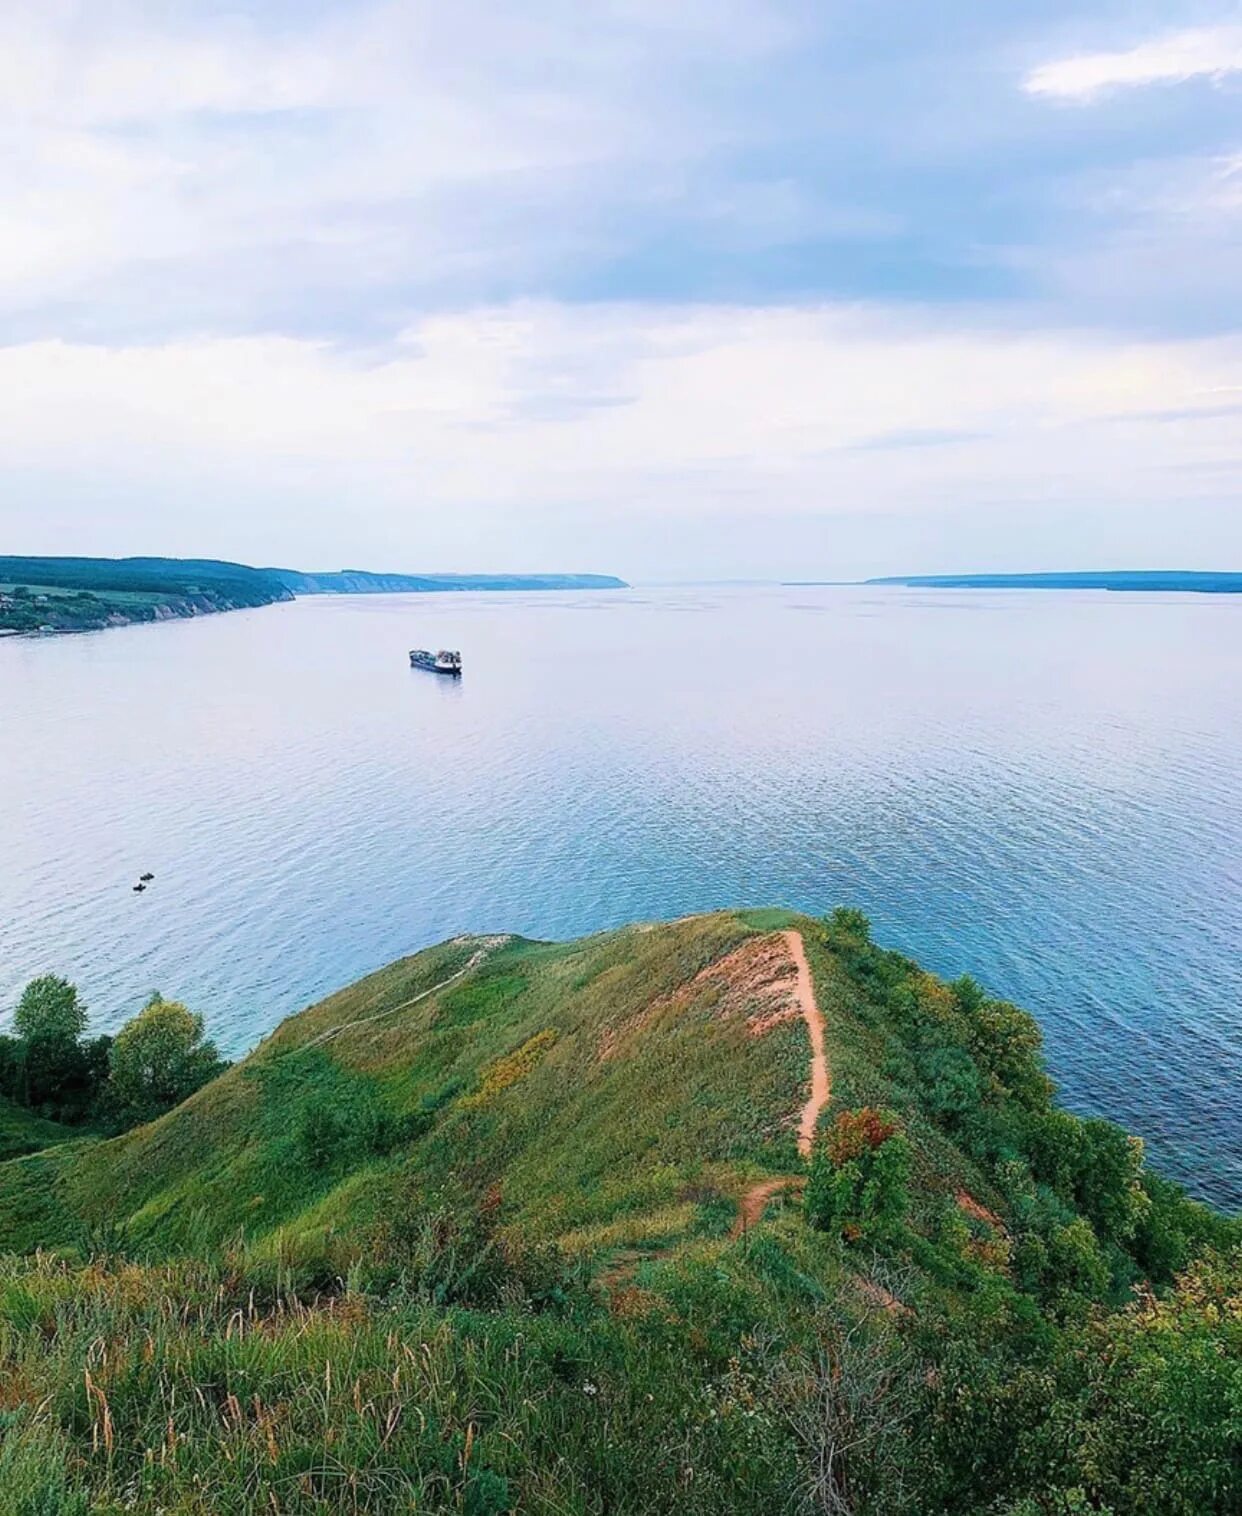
[0,908,1237,1515]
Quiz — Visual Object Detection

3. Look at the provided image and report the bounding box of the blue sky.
[1,1,1240,577]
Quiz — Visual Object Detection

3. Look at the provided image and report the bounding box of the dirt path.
[301,943,498,1050]
[733,1176,801,1235]
[731,931,830,1237]
[785,930,829,1158]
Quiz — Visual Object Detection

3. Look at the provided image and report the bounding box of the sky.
[1,1,1240,580]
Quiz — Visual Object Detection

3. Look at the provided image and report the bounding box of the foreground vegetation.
[0,910,1237,1513]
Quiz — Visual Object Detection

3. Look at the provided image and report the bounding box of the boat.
[409,648,462,676]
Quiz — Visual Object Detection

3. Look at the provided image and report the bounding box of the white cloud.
[1025,25,1242,101]
[0,1,781,324]
[2,5,1240,573]
[1,302,1238,568]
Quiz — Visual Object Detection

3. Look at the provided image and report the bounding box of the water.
[1,586,1239,1208]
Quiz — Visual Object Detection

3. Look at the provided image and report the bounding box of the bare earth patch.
[732,930,832,1231]
[730,1175,805,1238]
[955,1189,1004,1230]
[599,932,809,1062]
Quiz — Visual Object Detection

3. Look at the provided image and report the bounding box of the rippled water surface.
[2,586,1239,1207]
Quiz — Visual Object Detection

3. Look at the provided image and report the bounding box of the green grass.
[0,1095,77,1161]
[0,917,817,1263]
[0,909,1237,1514]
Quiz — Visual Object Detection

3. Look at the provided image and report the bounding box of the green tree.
[107,995,226,1123]
[9,976,97,1117]
[13,976,87,1044]
[0,1034,21,1101]
[953,979,1049,1107]
[1074,1120,1149,1246]
[1072,1250,1242,1514]
[923,1044,982,1125]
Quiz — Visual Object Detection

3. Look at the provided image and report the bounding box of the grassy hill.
[0,1094,76,1162]
[0,556,627,634]
[0,910,1237,1514]
[0,555,293,633]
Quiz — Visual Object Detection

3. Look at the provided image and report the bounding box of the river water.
[2,585,1238,1206]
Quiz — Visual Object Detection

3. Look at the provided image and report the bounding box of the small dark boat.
[409,649,462,676]
[133,882,146,893]
[139,872,155,882]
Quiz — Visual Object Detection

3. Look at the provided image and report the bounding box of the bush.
[295,1102,343,1170]
[806,1108,912,1245]
[366,1182,579,1310]
[825,906,872,946]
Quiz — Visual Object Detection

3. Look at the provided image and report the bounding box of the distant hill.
[0,555,627,635]
[265,567,628,594]
[0,555,294,634]
[0,907,1236,1513]
[865,570,1242,593]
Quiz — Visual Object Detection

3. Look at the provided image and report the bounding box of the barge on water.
[409,648,462,676]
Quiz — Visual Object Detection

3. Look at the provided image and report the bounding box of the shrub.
[295,1101,343,1170]
[923,1046,982,1125]
[825,906,872,946]
[366,1183,578,1310]
[807,1108,911,1245]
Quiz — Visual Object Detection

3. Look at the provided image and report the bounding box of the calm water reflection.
[2,586,1239,1206]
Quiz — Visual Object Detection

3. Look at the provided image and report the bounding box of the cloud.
[1,301,1238,573]
[0,1,801,336]
[2,3,1242,573]
[1025,25,1242,101]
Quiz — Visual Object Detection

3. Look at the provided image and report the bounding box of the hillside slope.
[0,916,820,1258]
[0,909,1237,1515]
[0,556,627,634]
[0,1095,76,1161]
[0,555,293,633]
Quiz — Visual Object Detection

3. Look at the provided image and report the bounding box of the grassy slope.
[0,1095,76,1161]
[0,913,1009,1266]
[0,917,814,1258]
[0,910,1237,1515]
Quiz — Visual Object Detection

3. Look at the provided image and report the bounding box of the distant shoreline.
[856,571,1242,594]
[0,556,629,636]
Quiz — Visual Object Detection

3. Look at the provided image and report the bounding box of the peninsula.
[0,555,628,634]
[0,906,1236,1514]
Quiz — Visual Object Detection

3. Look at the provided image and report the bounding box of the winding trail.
[786,930,829,1159]
[732,930,830,1236]
[735,1176,797,1233]
[301,942,499,1050]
